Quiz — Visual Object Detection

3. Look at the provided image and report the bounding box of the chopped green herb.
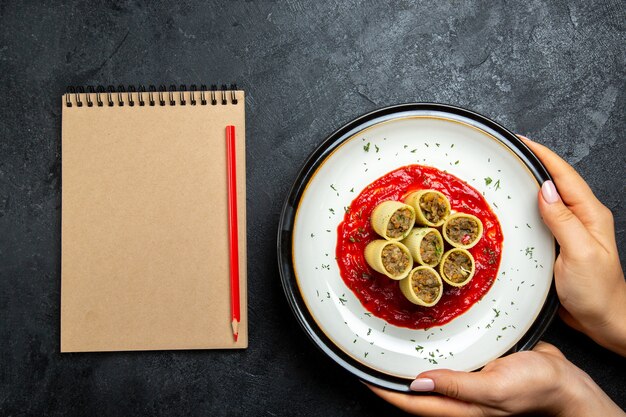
[330,184,337,191]
[350,188,354,193]
[364,352,369,358]
[310,233,315,238]
[375,144,379,153]
[524,247,534,258]
[435,143,440,147]
[329,208,335,215]
[494,179,501,191]
[455,160,459,165]
[411,148,417,153]
[367,328,372,336]
[363,142,370,152]
[484,177,493,186]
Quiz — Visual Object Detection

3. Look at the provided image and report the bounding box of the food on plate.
[404,189,451,227]
[336,164,502,329]
[401,227,444,267]
[442,213,484,249]
[399,266,443,307]
[439,248,476,287]
[364,239,413,280]
[370,201,416,241]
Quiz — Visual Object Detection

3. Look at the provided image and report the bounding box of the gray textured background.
[1,0,625,416]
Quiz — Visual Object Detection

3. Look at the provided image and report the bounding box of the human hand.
[520,136,626,356]
[367,342,624,417]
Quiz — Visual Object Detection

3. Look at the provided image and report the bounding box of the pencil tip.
[231,319,240,342]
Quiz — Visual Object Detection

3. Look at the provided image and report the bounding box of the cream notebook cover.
[61,85,247,351]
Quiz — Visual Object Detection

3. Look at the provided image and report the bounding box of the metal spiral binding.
[65,84,240,107]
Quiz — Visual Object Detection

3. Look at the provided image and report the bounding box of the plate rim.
[277,102,560,392]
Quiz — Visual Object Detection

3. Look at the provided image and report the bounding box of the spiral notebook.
[61,85,247,352]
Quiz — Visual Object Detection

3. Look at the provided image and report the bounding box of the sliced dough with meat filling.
[401,227,444,267]
[370,201,416,241]
[404,190,451,227]
[400,266,444,307]
[442,213,483,249]
[439,248,476,287]
[364,240,413,280]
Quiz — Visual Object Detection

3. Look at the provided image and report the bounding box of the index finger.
[519,136,615,241]
[518,136,601,212]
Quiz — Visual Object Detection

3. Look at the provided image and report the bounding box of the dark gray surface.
[1,1,624,416]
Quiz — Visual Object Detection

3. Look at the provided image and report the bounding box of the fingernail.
[410,378,435,392]
[517,134,533,143]
[541,180,560,204]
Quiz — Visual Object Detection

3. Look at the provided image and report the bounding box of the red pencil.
[226,125,240,342]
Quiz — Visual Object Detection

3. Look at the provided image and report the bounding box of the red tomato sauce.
[336,165,503,329]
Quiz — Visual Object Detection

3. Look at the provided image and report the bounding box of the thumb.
[415,369,491,403]
[537,180,592,256]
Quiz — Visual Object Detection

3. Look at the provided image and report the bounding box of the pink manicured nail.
[410,378,435,392]
[541,180,560,204]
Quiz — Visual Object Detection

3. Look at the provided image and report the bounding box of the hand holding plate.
[521,136,626,356]
[367,342,623,417]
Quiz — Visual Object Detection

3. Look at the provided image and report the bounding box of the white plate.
[279,105,557,389]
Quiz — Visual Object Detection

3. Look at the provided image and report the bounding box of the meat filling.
[443,251,473,283]
[411,269,440,304]
[420,232,442,265]
[381,244,410,275]
[419,192,448,223]
[446,217,479,245]
[386,208,413,238]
